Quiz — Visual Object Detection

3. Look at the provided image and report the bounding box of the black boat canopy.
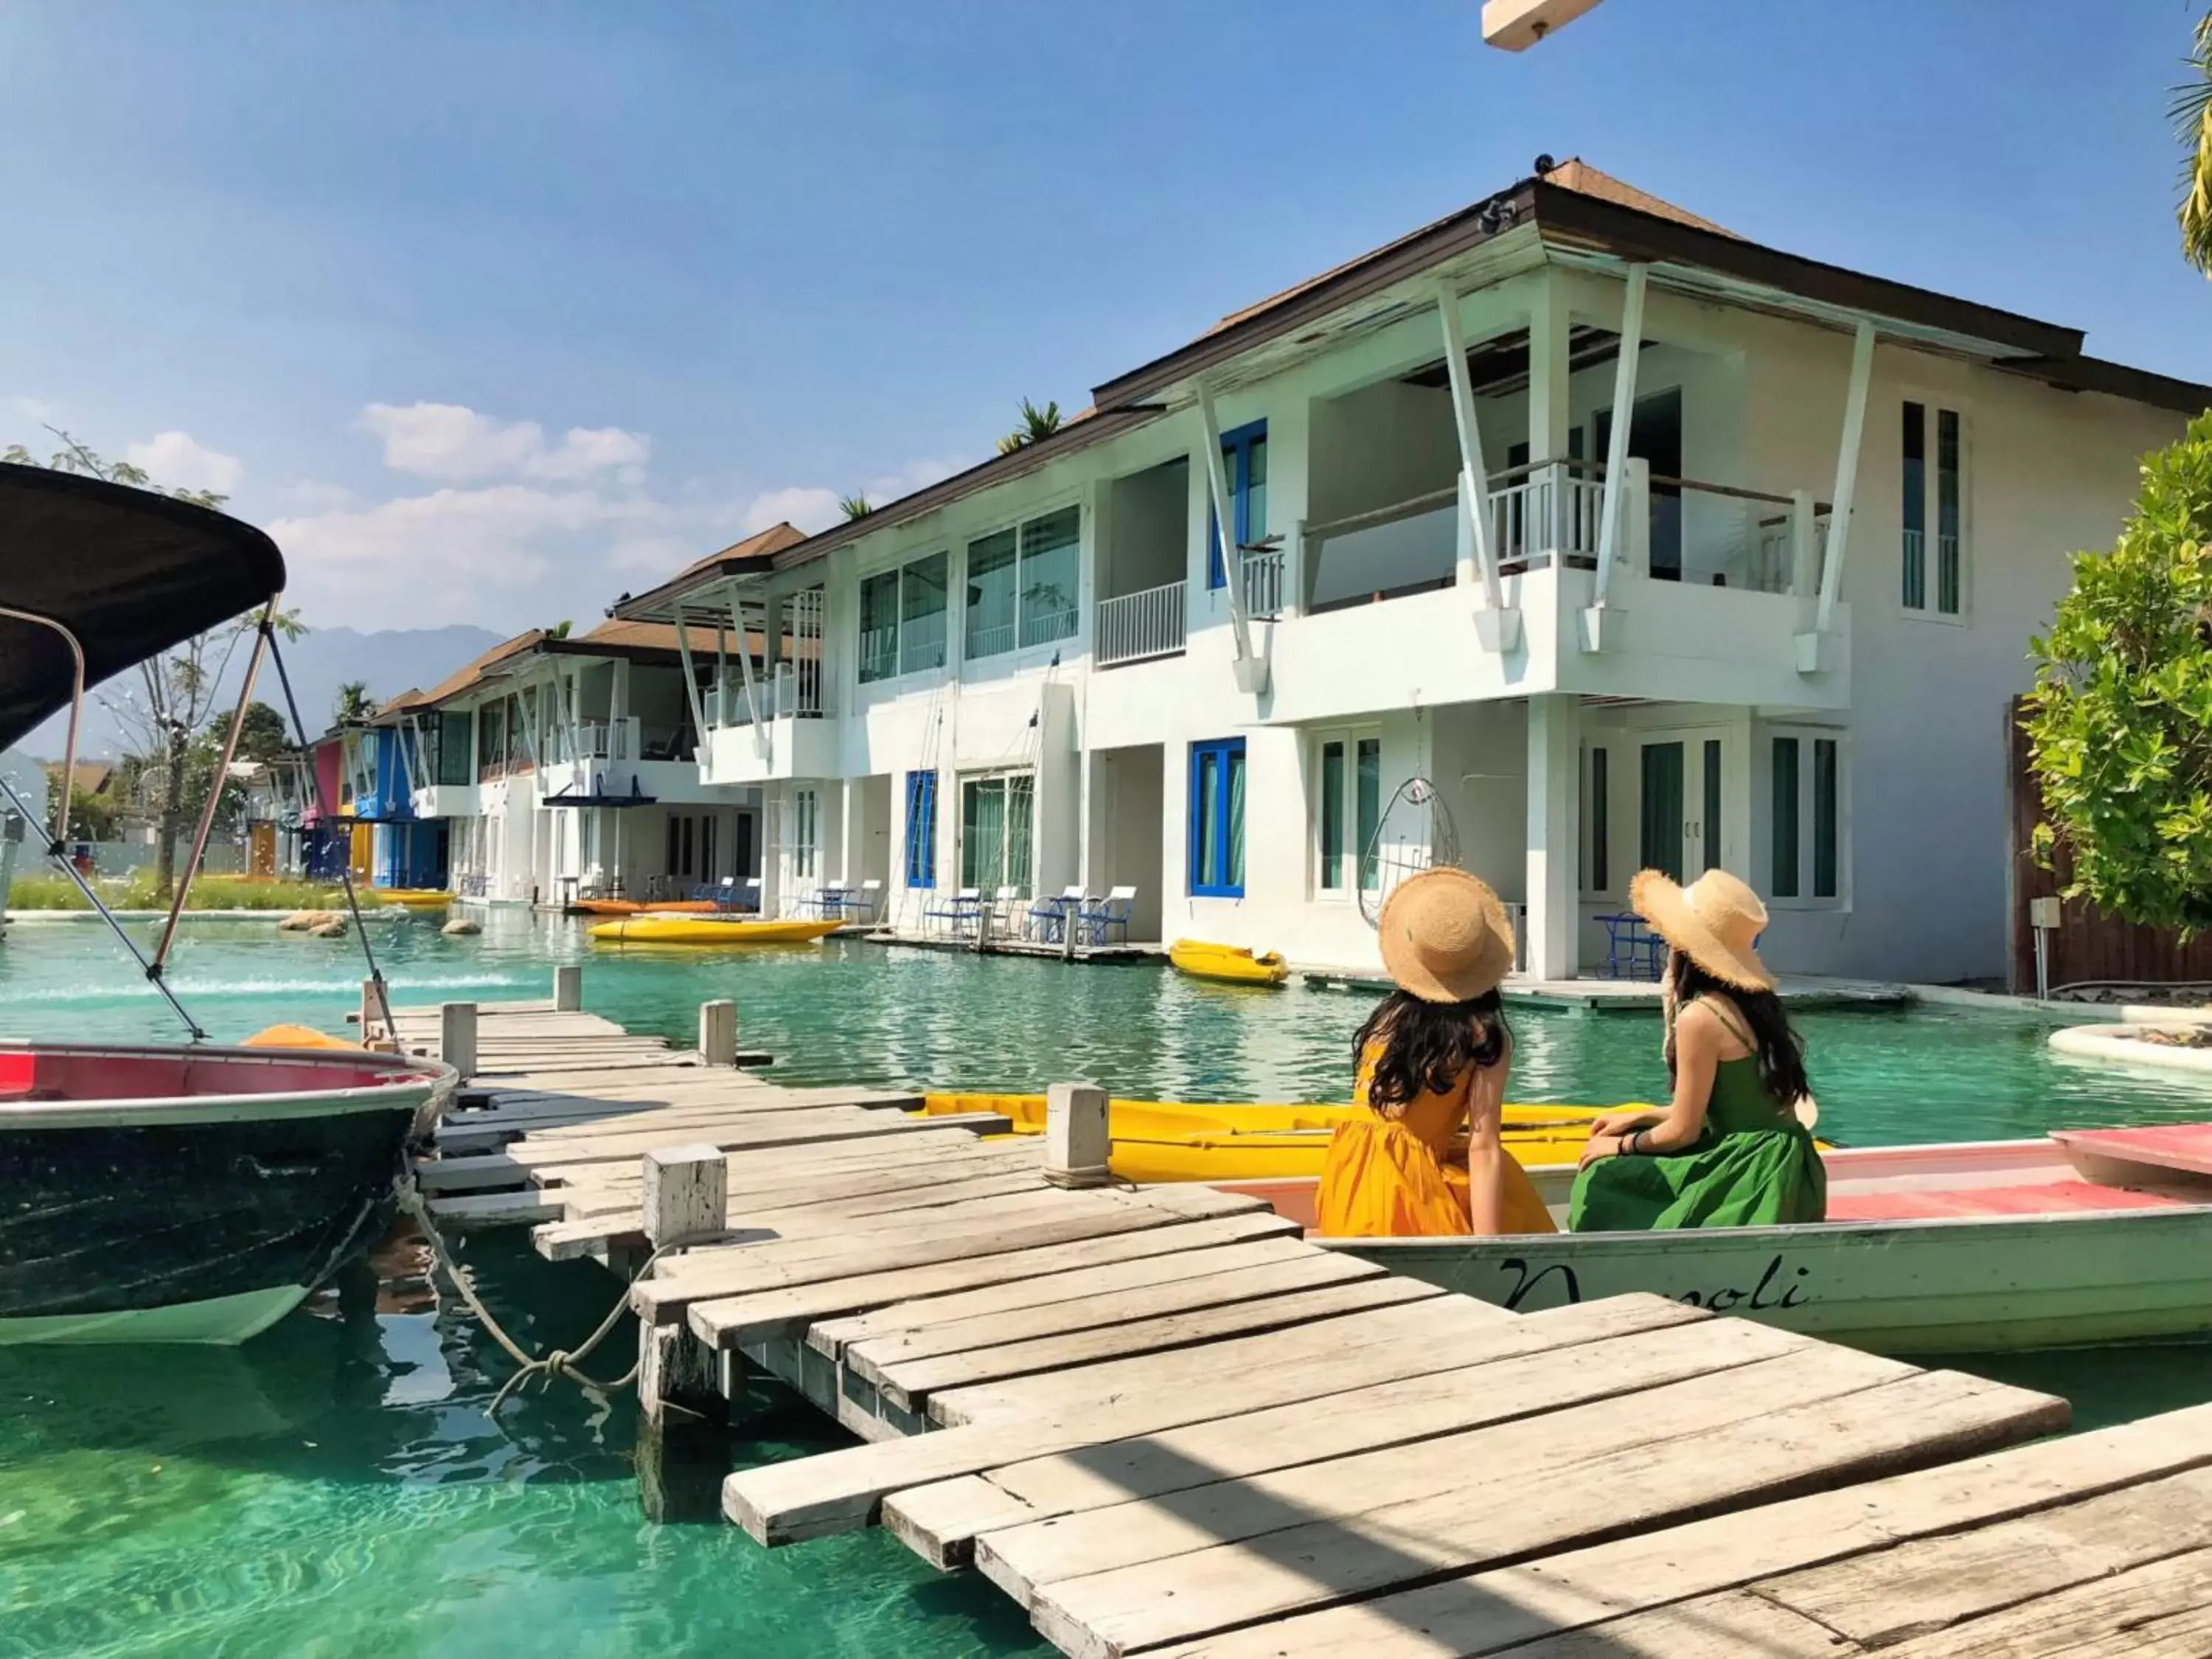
[0,463,287,752]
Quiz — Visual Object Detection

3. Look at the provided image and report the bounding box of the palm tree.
[2181,11,2212,274]
[543,620,574,639]
[333,681,378,723]
[838,493,873,520]
[995,397,1062,456]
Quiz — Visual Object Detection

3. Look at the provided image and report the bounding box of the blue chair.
[925,887,983,938]
[1077,885,1135,946]
[1029,885,1085,942]
[1597,913,1665,981]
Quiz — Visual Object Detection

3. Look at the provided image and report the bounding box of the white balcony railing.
[1096,580,1187,667]
[1240,548,1284,619]
[1491,465,1602,568]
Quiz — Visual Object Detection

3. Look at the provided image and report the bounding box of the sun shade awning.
[0,463,287,752]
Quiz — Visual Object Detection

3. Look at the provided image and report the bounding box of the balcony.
[701,663,838,785]
[1096,580,1186,667]
[1267,459,1848,723]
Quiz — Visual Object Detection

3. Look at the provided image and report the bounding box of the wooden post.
[644,1144,728,1248]
[1043,1082,1111,1189]
[360,978,381,1043]
[698,998,737,1067]
[439,1001,477,1080]
[553,963,582,1012]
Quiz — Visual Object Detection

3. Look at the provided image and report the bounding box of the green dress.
[1568,999,1826,1231]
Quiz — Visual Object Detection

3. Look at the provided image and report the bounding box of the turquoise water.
[4,912,2211,1655]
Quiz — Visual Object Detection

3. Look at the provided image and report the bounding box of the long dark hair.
[1667,952,1811,1106]
[1355,989,1510,1114]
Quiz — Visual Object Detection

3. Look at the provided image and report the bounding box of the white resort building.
[394,600,793,906]
[475,159,2199,987]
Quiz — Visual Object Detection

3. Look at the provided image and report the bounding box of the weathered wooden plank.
[636,1188,1267,1324]
[1872,1547,2212,1657]
[720,1295,1694,1545]
[866,1270,1427,1412]
[563,1142,1038,1211]
[1026,1371,2069,1659]
[1760,1464,2212,1647]
[980,1342,1910,1608]
[535,1169,1050,1260]
[424,1188,568,1227]
[928,1289,1502,1430]
[883,1307,1781,1569]
[692,1212,1306,1352]
[1144,1401,2212,1659]
[836,1248,1354,1380]
[808,1234,1322,1360]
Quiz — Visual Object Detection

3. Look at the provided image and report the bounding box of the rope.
[399,1182,670,1413]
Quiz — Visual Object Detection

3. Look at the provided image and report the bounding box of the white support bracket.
[1195,383,1268,695]
[728,591,769,757]
[1590,262,1649,616]
[1437,284,1520,655]
[1795,319,1874,674]
[671,616,710,761]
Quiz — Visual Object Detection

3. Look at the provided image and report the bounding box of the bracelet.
[1626,1130,1646,1156]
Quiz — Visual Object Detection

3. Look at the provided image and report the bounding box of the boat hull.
[919,1093,1633,1183]
[1167,940,1289,986]
[1323,1206,2212,1354]
[0,1043,446,1346]
[369,888,452,908]
[588,916,844,945]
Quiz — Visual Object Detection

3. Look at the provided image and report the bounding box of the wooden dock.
[406,986,2212,1658]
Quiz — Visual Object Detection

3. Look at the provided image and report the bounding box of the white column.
[1436,285,1509,638]
[1527,271,1573,464]
[1592,263,1649,610]
[1524,695,1579,982]
[1194,386,1258,679]
[759,787,783,917]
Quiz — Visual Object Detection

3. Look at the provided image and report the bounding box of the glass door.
[1638,732,1726,883]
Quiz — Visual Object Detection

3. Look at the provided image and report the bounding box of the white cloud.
[864,456,963,501]
[271,483,662,629]
[741,486,843,536]
[124,430,244,495]
[357,403,651,484]
[10,395,56,425]
[280,480,357,512]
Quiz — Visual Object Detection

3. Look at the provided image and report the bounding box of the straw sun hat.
[1629,867,1775,992]
[1377,868,1517,1005]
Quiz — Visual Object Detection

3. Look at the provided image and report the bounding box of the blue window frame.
[1188,737,1247,897]
[1207,420,1269,590]
[904,769,936,888]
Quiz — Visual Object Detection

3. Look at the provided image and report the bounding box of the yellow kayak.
[919,1092,1636,1183]
[370,888,453,908]
[1169,939,1290,987]
[589,915,844,945]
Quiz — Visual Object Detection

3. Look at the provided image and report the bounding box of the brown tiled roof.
[416,631,545,709]
[1543,159,1736,238]
[669,521,809,584]
[1204,159,1728,338]
[46,759,113,796]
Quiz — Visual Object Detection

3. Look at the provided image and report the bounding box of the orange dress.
[1315,1040,1558,1238]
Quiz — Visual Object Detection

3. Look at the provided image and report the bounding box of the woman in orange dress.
[1317,869,1557,1238]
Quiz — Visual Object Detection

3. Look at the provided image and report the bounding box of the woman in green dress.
[1571,868,1826,1230]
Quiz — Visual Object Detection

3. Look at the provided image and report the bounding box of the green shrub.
[2024,411,2212,934]
[5,870,350,912]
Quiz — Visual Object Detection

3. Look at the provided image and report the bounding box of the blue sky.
[3,0,2207,632]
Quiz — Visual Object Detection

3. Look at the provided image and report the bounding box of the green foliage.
[64,785,119,841]
[6,871,344,911]
[333,681,377,723]
[2024,411,2212,933]
[2179,10,2212,274]
[995,397,1062,456]
[234,700,291,764]
[838,494,872,520]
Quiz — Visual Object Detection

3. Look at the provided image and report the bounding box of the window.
[1902,401,1964,616]
[904,769,937,889]
[959,772,1034,895]
[1018,508,1079,648]
[964,528,1018,659]
[701,815,717,882]
[791,787,819,880]
[858,552,950,684]
[1189,737,1247,897]
[1208,421,1269,589]
[858,569,901,684]
[1581,745,1611,894]
[1770,730,1844,905]
[1314,731,1379,894]
[901,552,949,674]
[965,506,1080,662]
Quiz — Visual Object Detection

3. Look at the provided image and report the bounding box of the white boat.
[1220,1124,2212,1354]
[0,460,451,1344]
